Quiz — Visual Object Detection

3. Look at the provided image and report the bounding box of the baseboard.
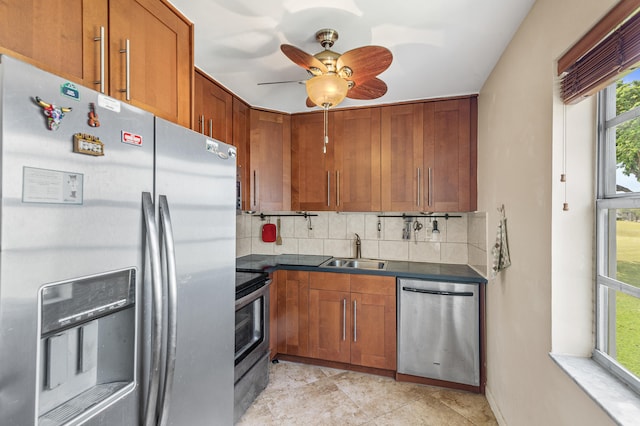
[484,385,507,426]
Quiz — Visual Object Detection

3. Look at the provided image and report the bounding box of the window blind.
[560,2,640,104]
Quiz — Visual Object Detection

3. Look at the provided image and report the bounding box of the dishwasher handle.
[402,286,474,297]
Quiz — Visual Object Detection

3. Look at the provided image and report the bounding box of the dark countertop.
[236,254,332,272]
[236,254,487,284]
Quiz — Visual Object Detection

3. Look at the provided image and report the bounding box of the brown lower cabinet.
[349,275,396,370]
[274,270,396,372]
[275,270,309,357]
[308,273,351,363]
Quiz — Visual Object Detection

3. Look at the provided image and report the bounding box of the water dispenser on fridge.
[37,268,137,426]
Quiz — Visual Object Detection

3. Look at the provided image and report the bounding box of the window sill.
[550,353,640,425]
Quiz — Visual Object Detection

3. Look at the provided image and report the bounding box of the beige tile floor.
[236,361,498,425]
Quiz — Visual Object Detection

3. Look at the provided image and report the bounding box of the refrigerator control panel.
[40,268,135,335]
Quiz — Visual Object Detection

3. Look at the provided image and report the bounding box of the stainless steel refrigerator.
[0,55,235,426]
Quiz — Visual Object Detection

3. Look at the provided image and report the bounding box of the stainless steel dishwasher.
[397,278,479,386]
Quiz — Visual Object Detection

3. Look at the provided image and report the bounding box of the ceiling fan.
[262,29,393,108]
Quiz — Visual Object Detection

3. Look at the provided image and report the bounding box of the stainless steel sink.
[321,258,387,270]
[323,258,352,268]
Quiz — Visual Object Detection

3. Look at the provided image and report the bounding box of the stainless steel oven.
[234,272,270,422]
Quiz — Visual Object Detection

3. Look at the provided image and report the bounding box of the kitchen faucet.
[354,233,362,259]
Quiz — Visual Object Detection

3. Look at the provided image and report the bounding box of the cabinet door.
[194,70,233,143]
[381,104,424,211]
[334,108,382,211]
[269,272,278,360]
[109,0,192,127]
[249,109,291,211]
[276,270,309,357]
[308,272,350,363]
[350,275,396,370]
[424,97,477,211]
[292,112,335,211]
[233,98,250,211]
[0,0,107,91]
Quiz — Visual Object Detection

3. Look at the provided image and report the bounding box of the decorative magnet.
[88,103,100,127]
[73,133,104,156]
[35,96,72,131]
[60,82,80,100]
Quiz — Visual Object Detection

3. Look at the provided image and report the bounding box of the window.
[595,71,640,393]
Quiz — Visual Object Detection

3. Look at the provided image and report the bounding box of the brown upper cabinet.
[293,97,476,213]
[380,104,424,211]
[381,96,477,212]
[425,97,477,212]
[194,69,233,143]
[0,0,193,127]
[291,112,335,211]
[108,0,193,127]
[0,0,103,91]
[249,109,291,212]
[333,108,382,212]
[292,108,381,212]
[233,98,251,211]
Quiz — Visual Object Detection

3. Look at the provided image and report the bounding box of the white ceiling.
[167,0,535,114]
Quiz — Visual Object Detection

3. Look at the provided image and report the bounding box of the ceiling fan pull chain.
[323,106,329,154]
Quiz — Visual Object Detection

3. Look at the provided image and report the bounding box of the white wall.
[478,0,616,424]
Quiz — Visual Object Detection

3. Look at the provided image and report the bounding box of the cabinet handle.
[353,299,357,342]
[93,27,105,93]
[428,167,433,207]
[119,39,131,101]
[208,119,213,138]
[199,115,204,134]
[327,171,331,207]
[342,298,346,341]
[336,171,340,207]
[252,170,257,207]
[417,168,421,207]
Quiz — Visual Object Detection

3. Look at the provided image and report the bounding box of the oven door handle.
[157,195,178,426]
[235,280,271,309]
[142,192,163,426]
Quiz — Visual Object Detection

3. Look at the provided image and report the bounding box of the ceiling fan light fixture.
[306,73,348,108]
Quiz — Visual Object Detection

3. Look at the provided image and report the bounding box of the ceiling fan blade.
[337,46,393,85]
[257,80,306,85]
[347,78,388,100]
[281,44,327,74]
[306,97,315,108]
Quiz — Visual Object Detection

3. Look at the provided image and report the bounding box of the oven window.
[235,296,264,365]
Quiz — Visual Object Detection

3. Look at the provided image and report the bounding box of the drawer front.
[309,272,350,291]
[350,275,395,295]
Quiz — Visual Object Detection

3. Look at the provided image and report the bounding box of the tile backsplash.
[237,211,488,276]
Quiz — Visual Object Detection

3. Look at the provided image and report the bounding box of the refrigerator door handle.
[157,195,178,426]
[142,192,164,426]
